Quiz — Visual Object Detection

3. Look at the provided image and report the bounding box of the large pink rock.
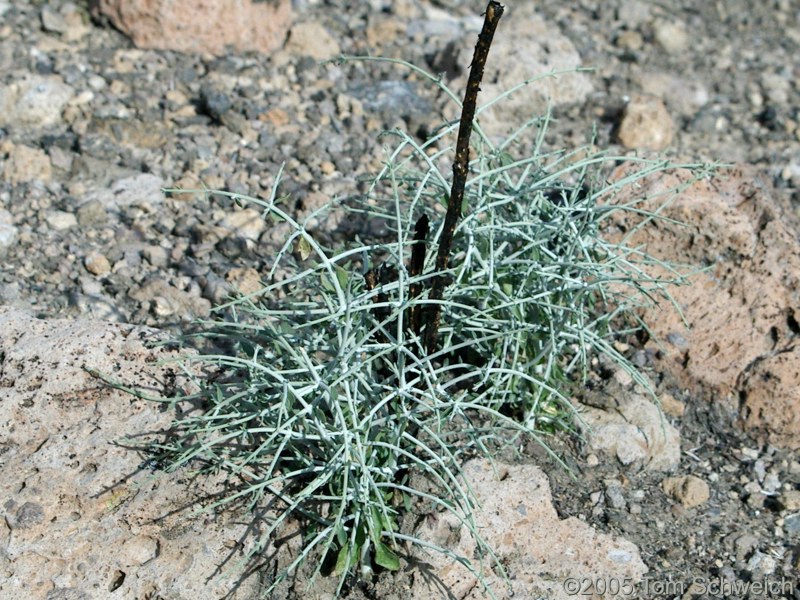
[606,165,800,449]
[91,0,292,56]
[0,308,262,599]
[411,459,646,600]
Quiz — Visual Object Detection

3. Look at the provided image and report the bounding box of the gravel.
[0,0,798,598]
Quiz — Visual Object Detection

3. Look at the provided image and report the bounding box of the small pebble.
[753,459,767,483]
[84,251,111,276]
[762,471,781,494]
[779,490,800,511]
[200,85,232,122]
[652,18,689,54]
[659,392,685,417]
[746,550,776,576]
[219,208,266,241]
[142,246,170,268]
[784,513,800,534]
[741,447,760,460]
[604,479,627,510]
[0,210,17,251]
[615,30,644,51]
[225,267,262,295]
[733,533,759,561]
[617,95,675,151]
[45,210,78,231]
[662,475,710,508]
[3,144,53,184]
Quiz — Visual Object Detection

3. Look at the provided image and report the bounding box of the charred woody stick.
[407,214,429,337]
[423,1,504,355]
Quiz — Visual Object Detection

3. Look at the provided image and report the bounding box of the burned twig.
[423,1,504,354]
[407,214,429,337]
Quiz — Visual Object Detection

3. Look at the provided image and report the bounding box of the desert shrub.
[96,32,714,600]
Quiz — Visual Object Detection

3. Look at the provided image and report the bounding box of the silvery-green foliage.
[128,60,715,598]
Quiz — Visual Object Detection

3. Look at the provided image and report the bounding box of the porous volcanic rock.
[0,311,652,600]
[606,165,800,449]
[91,0,292,56]
[0,308,261,600]
[411,459,647,600]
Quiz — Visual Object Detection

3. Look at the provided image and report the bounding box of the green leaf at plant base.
[336,265,349,289]
[402,491,412,513]
[370,505,396,543]
[335,520,347,547]
[334,544,355,577]
[321,264,350,292]
[374,541,401,571]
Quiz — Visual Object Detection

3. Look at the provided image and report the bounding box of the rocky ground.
[1,0,799,599]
